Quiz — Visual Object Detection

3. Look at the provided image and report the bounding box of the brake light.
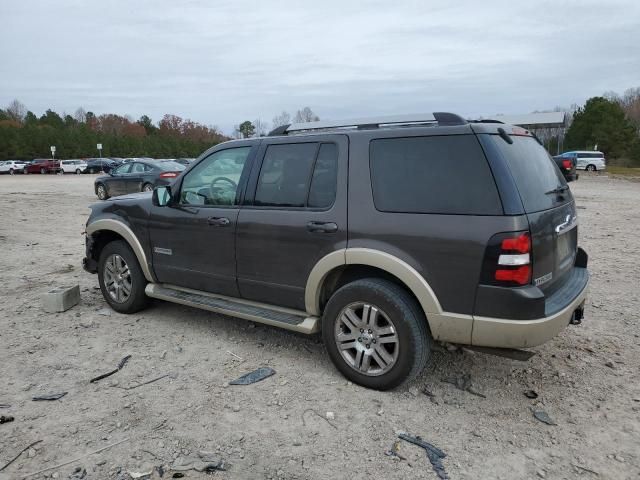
[159,172,179,178]
[501,233,530,254]
[495,265,531,284]
[562,159,572,170]
[480,231,532,287]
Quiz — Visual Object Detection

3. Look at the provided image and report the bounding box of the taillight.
[159,172,179,178]
[562,159,572,170]
[480,231,532,287]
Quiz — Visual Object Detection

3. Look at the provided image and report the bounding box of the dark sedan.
[85,158,120,174]
[94,159,185,200]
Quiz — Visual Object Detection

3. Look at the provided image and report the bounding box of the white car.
[559,151,606,172]
[60,159,88,174]
[0,160,27,174]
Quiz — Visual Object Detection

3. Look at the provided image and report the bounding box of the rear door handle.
[208,216,230,227]
[307,221,338,233]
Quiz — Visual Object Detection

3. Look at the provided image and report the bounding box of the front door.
[148,143,256,296]
[236,135,348,311]
[107,163,132,196]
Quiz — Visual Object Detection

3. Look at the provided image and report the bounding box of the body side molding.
[86,218,156,282]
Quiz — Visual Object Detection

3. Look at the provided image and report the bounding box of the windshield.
[491,135,571,213]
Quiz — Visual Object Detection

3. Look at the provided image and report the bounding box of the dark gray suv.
[83,112,589,390]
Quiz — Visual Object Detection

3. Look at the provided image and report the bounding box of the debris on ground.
[0,415,14,424]
[301,408,338,429]
[384,440,407,460]
[0,404,10,409]
[97,308,112,316]
[69,466,87,479]
[171,451,225,472]
[532,409,557,426]
[441,374,486,398]
[524,390,539,399]
[398,433,448,479]
[124,373,174,390]
[229,367,275,385]
[0,440,42,472]
[90,355,132,383]
[32,392,68,401]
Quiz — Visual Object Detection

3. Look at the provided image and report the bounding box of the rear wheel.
[76,168,82,174]
[586,164,596,172]
[98,240,149,313]
[142,183,154,192]
[40,167,46,174]
[9,168,14,175]
[322,278,431,390]
[96,183,108,200]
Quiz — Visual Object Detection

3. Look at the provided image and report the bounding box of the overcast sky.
[1,0,638,134]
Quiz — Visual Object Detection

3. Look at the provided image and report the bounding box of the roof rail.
[267,112,467,136]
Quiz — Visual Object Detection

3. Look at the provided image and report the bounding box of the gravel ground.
[0,173,639,480]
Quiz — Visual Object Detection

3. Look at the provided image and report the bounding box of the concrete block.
[42,285,80,313]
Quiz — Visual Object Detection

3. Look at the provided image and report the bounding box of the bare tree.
[272,111,291,128]
[74,107,87,123]
[293,107,319,123]
[6,99,26,123]
[253,118,269,137]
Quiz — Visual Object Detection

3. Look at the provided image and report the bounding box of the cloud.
[1,0,638,133]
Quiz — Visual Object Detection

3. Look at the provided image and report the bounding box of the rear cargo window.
[491,136,570,213]
[369,135,502,215]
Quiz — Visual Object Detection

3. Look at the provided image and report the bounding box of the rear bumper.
[471,252,589,348]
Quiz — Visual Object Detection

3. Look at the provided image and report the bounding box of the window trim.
[176,145,255,209]
[246,141,339,211]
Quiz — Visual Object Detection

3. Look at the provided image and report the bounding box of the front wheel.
[322,278,432,390]
[76,169,82,174]
[40,167,46,174]
[96,183,108,200]
[98,240,149,314]
[586,164,596,172]
[9,169,14,175]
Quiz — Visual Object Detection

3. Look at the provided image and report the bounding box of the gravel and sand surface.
[0,173,638,479]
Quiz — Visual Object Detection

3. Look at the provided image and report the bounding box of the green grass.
[606,166,640,176]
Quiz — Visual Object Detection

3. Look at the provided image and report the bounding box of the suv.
[0,160,27,174]
[60,159,89,174]
[559,151,606,172]
[24,159,62,174]
[83,113,590,390]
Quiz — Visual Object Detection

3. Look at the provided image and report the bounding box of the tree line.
[0,101,229,160]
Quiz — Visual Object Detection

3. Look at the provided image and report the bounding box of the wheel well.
[319,265,425,319]
[88,230,125,264]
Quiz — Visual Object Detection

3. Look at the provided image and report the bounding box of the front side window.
[180,147,250,206]
[113,163,131,175]
[131,163,146,173]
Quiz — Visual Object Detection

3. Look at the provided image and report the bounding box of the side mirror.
[153,185,172,206]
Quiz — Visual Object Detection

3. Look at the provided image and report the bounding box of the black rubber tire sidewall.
[322,278,431,390]
[142,183,153,192]
[97,240,149,314]
[96,184,108,200]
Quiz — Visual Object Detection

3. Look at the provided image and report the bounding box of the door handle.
[207,216,230,227]
[307,221,338,233]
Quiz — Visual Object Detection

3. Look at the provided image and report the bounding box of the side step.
[145,283,320,334]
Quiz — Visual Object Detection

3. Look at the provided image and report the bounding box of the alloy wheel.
[103,254,132,303]
[334,302,400,376]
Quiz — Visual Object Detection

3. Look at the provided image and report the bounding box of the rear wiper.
[545,185,569,195]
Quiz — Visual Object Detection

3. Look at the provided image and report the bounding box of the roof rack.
[267,112,467,136]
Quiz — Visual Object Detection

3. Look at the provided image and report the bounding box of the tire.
[142,183,154,192]
[76,169,82,175]
[98,240,149,314]
[96,183,109,200]
[40,167,46,174]
[24,169,29,175]
[322,278,431,390]
[586,164,596,172]
[9,169,14,175]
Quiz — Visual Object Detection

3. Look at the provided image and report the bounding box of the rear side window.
[369,135,502,215]
[491,136,569,213]
[254,143,338,209]
[578,152,603,159]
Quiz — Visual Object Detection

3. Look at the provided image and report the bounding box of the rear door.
[126,162,150,193]
[236,135,348,310]
[488,134,577,293]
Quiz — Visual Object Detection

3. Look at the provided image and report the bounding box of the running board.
[145,283,320,334]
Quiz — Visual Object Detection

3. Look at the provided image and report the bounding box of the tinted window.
[578,152,603,159]
[255,143,317,207]
[370,135,502,215]
[130,162,146,173]
[157,161,185,171]
[180,147,250,206]
[308,143,338,208]
[491,135,569,213]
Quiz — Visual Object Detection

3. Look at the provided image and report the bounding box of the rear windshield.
[157,161,186,171]
[370,135,502,215]
[491,135,570,213]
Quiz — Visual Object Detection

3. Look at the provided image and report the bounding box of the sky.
[1,0,639,134]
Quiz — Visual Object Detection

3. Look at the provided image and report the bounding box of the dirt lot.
[1,173,639,480]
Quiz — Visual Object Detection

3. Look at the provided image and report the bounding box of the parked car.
[0,160,27,174]
[24,159,61,174]
[175,158,196,166]
[558,151,606,172]
[93,159,185,200]
[552,154,578,182]
[85,158,119,174]
[83,112,589,390]
[60,159,88,174]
